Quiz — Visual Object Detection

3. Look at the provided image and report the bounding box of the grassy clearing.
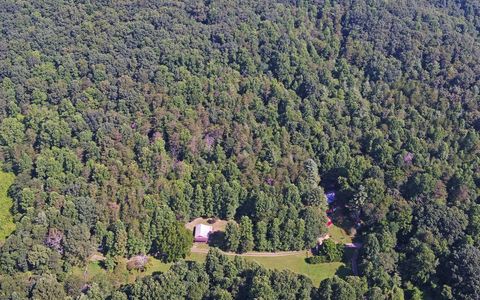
[243,255,345,286]
[184,251,345,286]
[186,252,208,263]
[143,258,172,276]
[138,251,345,286]
[185,217,228,232]
[69,261,108,289]
[71,261,105,281]
[86,261,104,279]
[328,224,353,244]
[194,242,210,250]
[0,171,15,241]
[75,250,344,288]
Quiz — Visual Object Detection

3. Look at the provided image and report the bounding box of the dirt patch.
[89,253,106,261]
[317,234,330,245]
[185,217,229,232]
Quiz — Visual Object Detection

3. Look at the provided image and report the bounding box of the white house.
[194,224,213,242]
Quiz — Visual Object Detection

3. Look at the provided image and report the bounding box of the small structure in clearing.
[194,224,213,242]
[127,254,149,271]
[325,191,336,204]
[186,217,228,232]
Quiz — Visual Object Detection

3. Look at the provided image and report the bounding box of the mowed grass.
[83,261,105,279]
[243,255,345,286]
[143,258,172,276]
[184,252,344,286]
[0,171,15,241]
[74,251,344,288]
[328,224,353,244]
[143,252,208,276]
[71,261,104,279]
[187,252,208,263]
[69,261,106,286]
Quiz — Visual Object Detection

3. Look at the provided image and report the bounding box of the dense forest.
[0,0,479,299]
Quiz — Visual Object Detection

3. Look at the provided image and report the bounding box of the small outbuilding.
[325,192,336,204]
[127,255,149,271]
[194,224,213,242]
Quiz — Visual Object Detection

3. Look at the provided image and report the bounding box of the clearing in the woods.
[185,217,229,232]
[79,251,345,287]
[186,251,346,286]
[328,224,353,244]
[76,217,352,287]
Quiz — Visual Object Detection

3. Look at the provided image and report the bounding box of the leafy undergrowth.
[0,171,15,242]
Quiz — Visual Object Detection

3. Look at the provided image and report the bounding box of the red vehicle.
[326,217,333,227]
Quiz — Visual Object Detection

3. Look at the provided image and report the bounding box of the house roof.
[194,224,213,238]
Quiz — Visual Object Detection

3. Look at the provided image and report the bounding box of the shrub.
[306,255,327,264]
[307,239,344,264]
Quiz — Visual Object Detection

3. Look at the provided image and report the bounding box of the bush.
[306,239,344,264]
[320,240,344,262]
[306,255,327,264]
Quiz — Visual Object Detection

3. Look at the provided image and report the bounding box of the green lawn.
[143,258,172,276]
[243,255,345,286]
[140,252,209,277]
[184,251,345,286]
[0,171,15,241]
[71,261,105,281]
[74,250,345,288]
[328,224,353,244]
[140,252,206,277]
[186,252,208,263]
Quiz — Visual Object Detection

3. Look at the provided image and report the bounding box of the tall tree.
[238,216,254,253]
[224,221,240,252]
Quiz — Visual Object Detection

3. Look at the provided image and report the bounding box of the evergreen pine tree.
[224,221,240,252]
[191,184,205,217]
[238,216,254,253]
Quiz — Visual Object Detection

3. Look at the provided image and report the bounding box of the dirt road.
[351,249,359,275]
[190,243,305,257]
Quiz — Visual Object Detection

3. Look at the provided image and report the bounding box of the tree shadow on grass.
[151,271,163,276]
[335,265,352,279]
[321,167,348,190]
[208,231,226,249]
[343,247,355,261]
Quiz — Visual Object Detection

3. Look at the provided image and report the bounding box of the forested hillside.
[0,0,479,299]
